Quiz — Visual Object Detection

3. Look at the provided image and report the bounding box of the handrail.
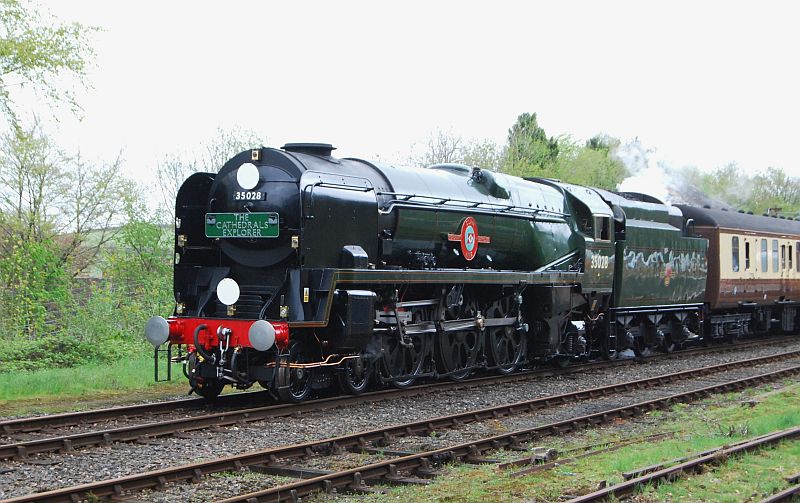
[376,191,568,221]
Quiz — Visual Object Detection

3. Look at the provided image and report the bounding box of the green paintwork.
[589,190,709,308]
[375,163,578,272]
[537,180,616,291]
[613,218,708,307]
[583,243,615,291]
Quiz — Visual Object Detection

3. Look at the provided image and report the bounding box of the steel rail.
[0,391,274,435]
[567,426,800,502]
[1,335,791,436]
[760,484,800,503]
[760,473,800,503]
[3,348,798,461]
[761,483,800,503]
[3,354,798,503]
[0,358,626,459]
[215,366,800,503]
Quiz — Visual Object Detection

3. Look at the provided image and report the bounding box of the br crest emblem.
[447,217,491,261]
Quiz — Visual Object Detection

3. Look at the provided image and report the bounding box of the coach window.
[732,236,739,272]
[745,241,751,270]
[782,245,787,270]
[593,216,610,241]
[762,240,769,272]
[790,244,794,271]
[773,239,779,272]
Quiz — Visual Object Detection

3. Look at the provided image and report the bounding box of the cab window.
[593,216,610,241]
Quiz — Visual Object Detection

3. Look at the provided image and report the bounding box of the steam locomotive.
[145,143,800,401]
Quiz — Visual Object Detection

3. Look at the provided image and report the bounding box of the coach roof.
[676,204,800,235]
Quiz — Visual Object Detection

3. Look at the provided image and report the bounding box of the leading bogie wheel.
[186,352,225,399]
[276,343,314,402]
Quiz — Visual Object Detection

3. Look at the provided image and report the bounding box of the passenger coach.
[676,205,800,337]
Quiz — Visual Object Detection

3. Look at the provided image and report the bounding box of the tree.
[749,167,800,215]
[104,197,171,284]
[0,0,96,121]
[553,135,628,190]
[677,164,800,216]
[410,129,503,171]
[156,126,265,221]
[501,112,559,178]
[462,139,503,171]
[411,129,464,166]
[0,120,132,275]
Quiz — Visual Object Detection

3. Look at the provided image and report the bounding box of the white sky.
[16,0,800,192]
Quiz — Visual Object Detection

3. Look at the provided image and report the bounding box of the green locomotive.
[145,143,716,401]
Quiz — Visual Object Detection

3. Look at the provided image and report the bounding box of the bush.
[0,218,174,373]
[0,237,71,338]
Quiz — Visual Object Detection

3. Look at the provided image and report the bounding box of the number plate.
[233,191,265,201]
[205,212,279,238]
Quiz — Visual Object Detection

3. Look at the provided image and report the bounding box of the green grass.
[0,356,188,416]
[316,378,800,503]
[649,442,800,502]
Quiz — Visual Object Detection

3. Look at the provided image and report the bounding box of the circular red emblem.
[460,217,479,261]
[447,216,491,262]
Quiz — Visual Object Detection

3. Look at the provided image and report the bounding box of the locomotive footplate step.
[250,463,335,479]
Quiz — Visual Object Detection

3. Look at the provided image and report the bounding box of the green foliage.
[461,138,503,171]
[682,164,800,216]
[499,113,627,189]
[0,237,70,338]
[502,112,559,177]
[0,179,172,372]
[749,167,800,215]
[0,0,97,120]
[552,135,628,190]
[106,218,171,280]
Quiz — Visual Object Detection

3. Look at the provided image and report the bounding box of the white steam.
[615,140,672,203]
[613,139,735,209]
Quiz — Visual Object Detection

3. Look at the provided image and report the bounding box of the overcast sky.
[20,1,800,191]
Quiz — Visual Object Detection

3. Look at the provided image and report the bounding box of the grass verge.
[0,356,188,416]
[317,377,800,503]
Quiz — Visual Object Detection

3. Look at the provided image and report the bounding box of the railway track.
[218,361,800,503]
[567,427,800,502]
[1,339,795,460]
[1,336,791,439]
[4,349,798,503]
